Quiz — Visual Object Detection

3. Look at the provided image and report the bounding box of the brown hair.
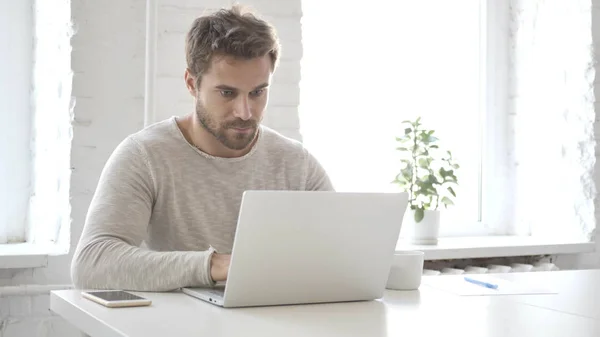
[185,4,280,85]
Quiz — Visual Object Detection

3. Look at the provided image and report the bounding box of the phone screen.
[86,291,146,302]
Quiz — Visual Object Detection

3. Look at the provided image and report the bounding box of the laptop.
[182,190,408,308]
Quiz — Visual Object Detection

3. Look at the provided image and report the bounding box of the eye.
[250,89,265,97]
[220,90,235,97]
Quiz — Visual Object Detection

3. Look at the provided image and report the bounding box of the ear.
[184,69,197,97]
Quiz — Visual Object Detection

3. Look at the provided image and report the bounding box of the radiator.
[423,262,559,276]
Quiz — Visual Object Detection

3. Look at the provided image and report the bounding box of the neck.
[178,114,257,158]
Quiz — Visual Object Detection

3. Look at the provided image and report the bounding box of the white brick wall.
[2,0,600,336]
[570,0,600,268]
[509,0,596,240]
[504,0,600,269]
[0,0,303,336]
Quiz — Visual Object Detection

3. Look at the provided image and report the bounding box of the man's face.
[186,54,272,151]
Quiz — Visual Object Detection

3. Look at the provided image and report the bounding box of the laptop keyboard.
[210,288,225,297]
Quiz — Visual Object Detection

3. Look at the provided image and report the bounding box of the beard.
[195,99,259,151]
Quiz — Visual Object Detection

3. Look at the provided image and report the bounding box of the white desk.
[51,270,600,337]
[492,270,600,320]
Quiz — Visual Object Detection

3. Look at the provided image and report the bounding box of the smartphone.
[81,290,152,308]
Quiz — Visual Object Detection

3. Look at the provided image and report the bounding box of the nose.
[232,96,252,121]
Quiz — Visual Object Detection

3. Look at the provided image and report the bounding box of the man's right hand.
[210,253,231,282]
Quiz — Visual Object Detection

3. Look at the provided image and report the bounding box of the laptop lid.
[221,190,408,308]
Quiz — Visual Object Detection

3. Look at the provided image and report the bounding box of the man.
[70,5,333,292]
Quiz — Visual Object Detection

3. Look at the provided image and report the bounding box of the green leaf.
[443,174,457,181]
[401,167,412,181]
[430,145,439,149]
[444,174,457,183]
[418,157,429,168]
[428,174,440,185]
[419,132,438,145]
[394,172,407,182]
[414,207,424,223]
[396,147,410,151]
[415,177,438,197]
[452,164,460,169]
[447,186,456,197]
[441,196,454,206]
[400,159,412,166]
[404,128,412,135]
[393,180,409,189]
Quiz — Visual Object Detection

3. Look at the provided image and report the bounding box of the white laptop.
[182,190,408,308]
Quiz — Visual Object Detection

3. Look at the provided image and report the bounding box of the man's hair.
[185,4,280,84]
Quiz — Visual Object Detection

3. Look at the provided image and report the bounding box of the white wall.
[563,0,600,268]
[1,0,600,336]
[547,0,600,269]
[510,0,596,241]
[0,0,303,335]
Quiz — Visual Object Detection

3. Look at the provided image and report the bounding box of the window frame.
[0,0,34,244]
[299,0,513,238]
[477,0,513,236]
[435,0,512,237]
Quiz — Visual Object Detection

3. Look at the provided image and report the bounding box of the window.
[0,0,34,244]
[0,0,71,247]
[299,1,510,236]
[27,0,72,247]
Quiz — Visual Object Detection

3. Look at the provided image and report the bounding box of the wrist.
[206,246,217,285]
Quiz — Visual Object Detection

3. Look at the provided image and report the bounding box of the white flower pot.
[404,209,440,245]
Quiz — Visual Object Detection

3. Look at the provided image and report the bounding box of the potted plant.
[392,117,459,245]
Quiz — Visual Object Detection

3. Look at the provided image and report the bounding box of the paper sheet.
[422,275,558,296]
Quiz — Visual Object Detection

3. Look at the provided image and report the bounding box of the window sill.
[396,235,596,260]
[2,236,595,268]
[0,242,65,269]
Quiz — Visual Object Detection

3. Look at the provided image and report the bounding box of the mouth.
[231,127,253,134]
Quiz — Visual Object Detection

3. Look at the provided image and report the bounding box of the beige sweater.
[70,117,333,291]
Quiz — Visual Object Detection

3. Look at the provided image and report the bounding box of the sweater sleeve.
[304,148,335,192]
[70,136,216,291]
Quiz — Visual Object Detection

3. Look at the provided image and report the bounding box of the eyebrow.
[215,83,270,91]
